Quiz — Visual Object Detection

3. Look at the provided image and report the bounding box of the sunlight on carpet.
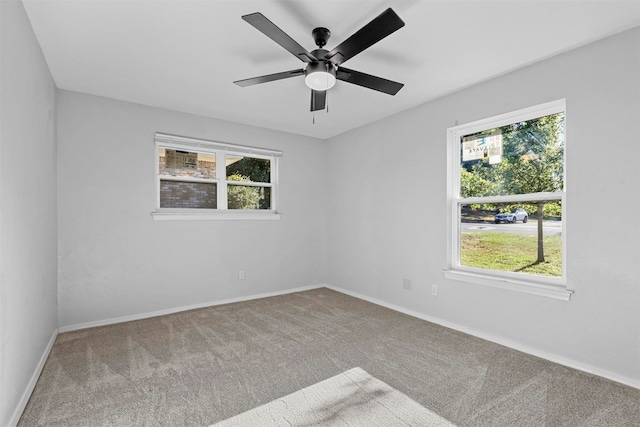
[212,367,456,426]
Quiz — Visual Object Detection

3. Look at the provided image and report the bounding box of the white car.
[494,208,528,223]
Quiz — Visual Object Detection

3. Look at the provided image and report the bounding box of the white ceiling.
[23,0,640,139]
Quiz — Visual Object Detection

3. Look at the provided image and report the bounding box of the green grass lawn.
[461,232,562,277]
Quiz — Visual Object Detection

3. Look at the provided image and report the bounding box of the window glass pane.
[160,181,217,209]
[460,112,564,197]
[159,148,216,179]
[459,201,562,278]
[226,155,271,183]
[227,184,271,210]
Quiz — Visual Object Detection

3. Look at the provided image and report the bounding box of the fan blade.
[310,90,326,111]
[234,69,305,87]
[325,8,404,66]
[242,13,318,63]
[336,67,403,95]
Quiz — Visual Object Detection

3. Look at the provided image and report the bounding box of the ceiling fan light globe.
[305,71,336,91]
[304,61,337,91]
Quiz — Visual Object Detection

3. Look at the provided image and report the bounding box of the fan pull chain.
[312,111,315,125]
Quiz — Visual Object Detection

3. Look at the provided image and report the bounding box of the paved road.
[461,220,562,236]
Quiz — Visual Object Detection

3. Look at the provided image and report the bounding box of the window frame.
[152,133,281,220]
[445,100,572,300]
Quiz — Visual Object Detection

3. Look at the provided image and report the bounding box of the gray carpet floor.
[19,288,640,426]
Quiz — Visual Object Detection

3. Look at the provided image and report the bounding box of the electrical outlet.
[431,284,438,296]
[239,270,245,280]
[402,278,412,291]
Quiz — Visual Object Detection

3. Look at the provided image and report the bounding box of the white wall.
[325,27,640,385]
[0,0,59,425]
[56,91,326,328]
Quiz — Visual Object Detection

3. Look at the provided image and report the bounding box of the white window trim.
[445,99,571,300]
[151,133,282,220]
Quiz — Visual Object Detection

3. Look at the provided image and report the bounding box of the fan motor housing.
[307,49,336,78]
[306,59,336,76]
[310,49,329,62]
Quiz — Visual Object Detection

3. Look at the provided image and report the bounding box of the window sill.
[443,269,572,301]
[151,211,281,221]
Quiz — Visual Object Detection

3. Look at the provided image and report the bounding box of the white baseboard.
[325,285,640,390]
[58,285,324,333]
[9,328,58,427]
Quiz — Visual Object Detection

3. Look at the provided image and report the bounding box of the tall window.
[446,100,569,299]
[153,133,281,219]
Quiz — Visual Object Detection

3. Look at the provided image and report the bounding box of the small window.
[446,100,570,299]
[153,133,281,220]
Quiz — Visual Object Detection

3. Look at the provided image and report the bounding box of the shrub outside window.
[446,100,570,299]
[153,133,281,219]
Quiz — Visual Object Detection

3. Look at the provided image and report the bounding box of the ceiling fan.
[233,8,405,112]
